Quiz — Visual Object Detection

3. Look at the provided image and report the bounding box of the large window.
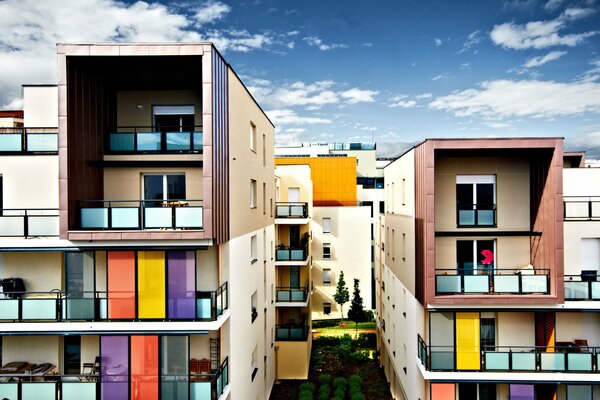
[143,174,186,206]
[456,175,496,226]
[457,240,495,275]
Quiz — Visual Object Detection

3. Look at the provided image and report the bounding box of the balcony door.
[289,225,300,248]
[143,174,186,207]
[457,240,495,275]
[153,106,195,132]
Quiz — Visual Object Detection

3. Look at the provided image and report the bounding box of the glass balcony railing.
[276,286,309,303]
[107,126,203,154]
[78,199,203,230]
[190,357,229,400]
[275,324,310,341]
[457,203,496,227]
[0,127,58,153]
[275,202,308,218]
[435,268,550,295]
[564,197,600,221]
[565,274,600,300]
[275,244,309,262]
[0,209,59,237]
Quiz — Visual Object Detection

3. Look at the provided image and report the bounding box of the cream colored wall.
[95,251,107,292]
[3,336,60,366]
[116,90,202,127]
[190,332,220,360]
[0,252,62,291]
[103,167,203,200]
[274,165,313,204]
[228,70,275,240]
[81,336,99,373]
[23,86,58,127]
[0,156,58,209]
[275,338,311,379]
[564,222,600,275]
[556,312,600,346]
[197,247,219,291]
[564,168,600,196]
[435,236,530,269]
[497,312,535,346]
[435,156,530,231]
[311,206,371,320]
[331,149,377,177]
[0,117,22,127]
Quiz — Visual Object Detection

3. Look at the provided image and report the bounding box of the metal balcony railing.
[435,268,550,295]
[564,196,600,221]
[275,324,310,341]
[275,244,309,262]
[457,203,496,227]
[78,199,203,230]
[0,127,58,154]
[565,274,600,300]
[0,208,59,237]
[107,126,203,154]
[276,285,309,303]
[275,202,308,218]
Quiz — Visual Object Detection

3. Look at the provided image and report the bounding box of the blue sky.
[0,0,599,156]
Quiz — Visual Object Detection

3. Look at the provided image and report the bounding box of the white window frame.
[323,217,331,234]
[142,173,186,201]
[323,268,332,285]
[250,179,257,208]
[250,121,257,152]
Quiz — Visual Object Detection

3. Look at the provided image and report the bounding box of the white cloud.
[193,1,231,25]
[485,122,513,129]
[389,100,417,108]
[579,60,600,83]
[287,31,299,36]
[274,127,306,146]
[303,36,348,51]
[523,50,567,68]
[432,74,452,81]
[267,109,332,125]
[459,30,482,53]
[429,79,600,118]
[340,88,378,104]
[416,93,433,99]
[566,131,600,158]
[435,38,443,46]
[286,41,295,49]
[544,0,563,11]
[490,7,597,50]
[203,29,275,52]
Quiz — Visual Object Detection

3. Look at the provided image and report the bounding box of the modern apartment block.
[372,138,600,400]
[0,43,276,400]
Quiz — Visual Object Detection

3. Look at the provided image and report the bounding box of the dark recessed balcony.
[0,209,59,237]
[435,268,549,295]
[275,202,308,219]
[107,126,203,154]
[457,203,496,227]
[78,200,203,230]
[0,127,58,154]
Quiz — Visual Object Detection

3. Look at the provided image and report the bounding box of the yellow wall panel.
[456,312,480,370]
[138,251,166,319]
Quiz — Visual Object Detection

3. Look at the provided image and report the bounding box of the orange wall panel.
[107,251,136,319]
[131,336,159,400]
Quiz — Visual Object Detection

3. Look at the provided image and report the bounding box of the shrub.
[318,374,332,385]
[363,309,375,322]
[298,394,313,400]
[318,385,330,400]
[350,393,366,400]
[335,386,346,398]
[357,332,377,348]
[312,319,342,328]
[333,376,347,388]
[299,382,315,393]
[349,374,362,385]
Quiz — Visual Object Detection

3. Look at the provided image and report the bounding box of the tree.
[348,278,367,338]
[333,271,349,324]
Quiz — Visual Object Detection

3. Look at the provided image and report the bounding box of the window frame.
[323,243,331,259]
[456,175,497,227]
[323,268,332,285]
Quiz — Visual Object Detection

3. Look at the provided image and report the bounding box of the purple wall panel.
[101,336,129,400]
[167,251,196,319]
[510,384,534,400]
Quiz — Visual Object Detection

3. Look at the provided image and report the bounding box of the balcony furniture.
[190,358,211,382]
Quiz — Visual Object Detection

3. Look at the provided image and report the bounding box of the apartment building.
[372,138,600,400]
[0,43,275,400]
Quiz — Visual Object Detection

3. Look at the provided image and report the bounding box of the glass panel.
[0,216,24,236]
[101,336,129,400]
[484,352,509,370]
[276,327,289,339]
[456,312,480,370]
[277,291,290,302]
[167,175,186,200]
[464,275,489,293]
[22,299,56,319]
[458,210,475,225]
[66,252,95,320]
[591,282,600,299]
[63,382,97,400]
[540,352,564,371]
[192,132,203,151]
[567,385,592,400]
[137,132,161,151]
[0,134,21,151]
[510,384,534,400]
[110,133,134,151]
[107,252,136,319]
[291,249,304,260]
[161,336,188,400]
[291,327,303,339]
[111,208,139,229]
[144,175,164,206]
[290,205,304,217]
[493,275,519,293]
[592,202,600,218]
[478,210,494,225]
[21,382,56,400]
[457,241,474,274]
[131,336,159,400]
[567,353,592,371]
[167,251,195,319]
[166,132,191,151]
[436,275,461,293]
[0,299,18,319]
[27,134,58,151]
[64,335,81,375]
[196,298,212,319]
[431,383,456,400]
[565,202,589,218]
[0,383,18,399]
[190,381,211,400]
[144,208,172,228]
[276,249,289,260]
[81,208,108,229]
[28,216,59,236]
[565,281,589,299]
[174,207,203,228]
[291,289,305,301]
[521,275,548,293]
[511,353,536,370]
[276,205,287,217]
[430,312,454,370]
[138,251,166,319]
[64,298,95,320]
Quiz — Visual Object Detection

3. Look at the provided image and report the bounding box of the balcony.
[275,202,308,219]
[435,268,549,295]
[457,203,496,227]
[107,126,203,154]
[0,209,59,237]
[0,282,228,322]
[276,285,309,306]
[275,324,310,341]
[275,244,309,263]
[564,197,600,221]
[565,274,600,300]
[0,127,58,154]
[419,335,600,373]
[78,200,203,230]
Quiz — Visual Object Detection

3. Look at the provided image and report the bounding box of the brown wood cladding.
[212,48,230,244]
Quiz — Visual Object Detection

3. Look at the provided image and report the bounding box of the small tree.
[333,271,349,324]
[348,278,367,338]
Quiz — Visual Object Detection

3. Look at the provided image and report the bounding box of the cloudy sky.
[1,0,599,157]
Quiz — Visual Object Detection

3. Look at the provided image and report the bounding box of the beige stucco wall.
[0,252,62,292]
[190,331,220,360]
[227,70,275,240]
[275,337,311,379]
[331,149,378,178]
[556,312,600,346]
[311,206,371,320]
[81,335,99,373]
[497,312,535,346]
[23,86,58,127]
[0,156,58,209]
[435,156,530,231]
[3,336,60,366]
[116,90,202,127]
[434,236,530,269]
[275,165,312,204]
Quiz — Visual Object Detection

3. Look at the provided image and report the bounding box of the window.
[402,178,406,206]
[263,182,266,215]
[323,217,331,234]
[457,239,495,275]
[456,175,496,226]
[143,174,186,206]
[323,302,331,315]
[262,133,266,166]
[391,229,395,260]
[251,291,258,322]
[152,106,200,152]
[379,201,384,214]
[250,122,256,152]
[251,235,257,264]
[0,175,3,213]
[323,243,331,259]
[64,336,81,374]
[251,345,258,380]
[323,268,332,285]
[250,179,257,208]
